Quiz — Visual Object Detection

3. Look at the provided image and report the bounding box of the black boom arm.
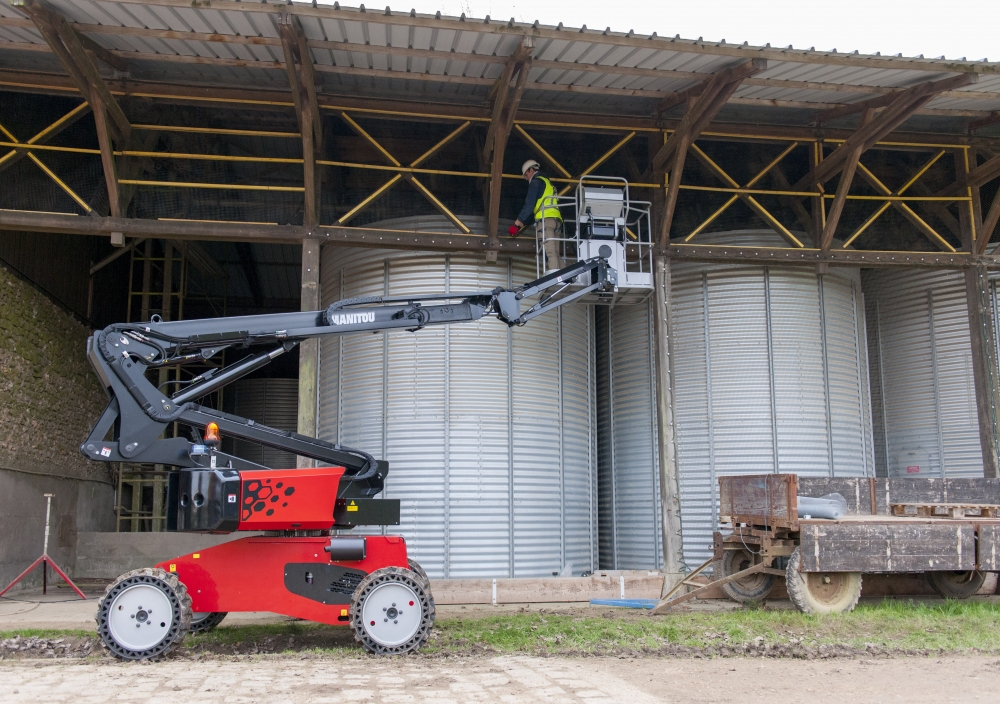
[81,253,615,495]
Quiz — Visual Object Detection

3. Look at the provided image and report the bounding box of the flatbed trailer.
[653,474,1000,614]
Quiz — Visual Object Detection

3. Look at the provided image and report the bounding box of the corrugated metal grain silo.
[317,216,597,579]
[597,230,875,569]
[862,269,986,478]
[231,378,299,469]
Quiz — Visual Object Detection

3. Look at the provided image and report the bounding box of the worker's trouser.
[536,218,563,272]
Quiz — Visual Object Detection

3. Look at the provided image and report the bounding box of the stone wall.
[0,262,113,591]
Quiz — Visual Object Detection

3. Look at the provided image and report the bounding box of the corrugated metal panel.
[863,269,983,478]
[317,216,595,579]
[3,2,997,121]
[231,378,298,469]
[596,301,662,570]
[604,230,873,568]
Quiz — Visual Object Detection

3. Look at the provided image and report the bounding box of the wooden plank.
[978,524,1000,570]
[0,208,542,253]
[430,573,665,605]
[891,503,1000,518]
[718,474,797,527]
[797,477,873,515]
[799,521,977,572]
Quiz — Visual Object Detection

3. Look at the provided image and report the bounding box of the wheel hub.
[361,582,421,647]
[806,572,848,603]
[107,584,173,651]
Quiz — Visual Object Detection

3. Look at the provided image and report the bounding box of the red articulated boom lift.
[81,251,616,660]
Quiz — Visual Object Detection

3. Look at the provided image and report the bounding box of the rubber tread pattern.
[719,549,776,603]
[188,611,228,634]
[349,567,435,655]
[785,547,862,615]
[96,567,192,660]
[926,570,986,599]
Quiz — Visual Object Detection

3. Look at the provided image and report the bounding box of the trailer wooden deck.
[653,474,1000,615]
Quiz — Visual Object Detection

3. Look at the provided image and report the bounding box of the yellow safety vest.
[532,176,562,222]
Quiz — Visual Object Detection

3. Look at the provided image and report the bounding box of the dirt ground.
[2,654,999,703]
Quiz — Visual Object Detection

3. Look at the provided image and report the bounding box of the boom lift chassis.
[83,253,615,659]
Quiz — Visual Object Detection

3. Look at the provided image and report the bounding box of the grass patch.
[179,598,1000,656]
[5,599,1000,658]
[0,629,91,639]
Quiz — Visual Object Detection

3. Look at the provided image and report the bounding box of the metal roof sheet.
[1,0,998,127]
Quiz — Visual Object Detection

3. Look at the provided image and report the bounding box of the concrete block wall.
[0,262,112,592]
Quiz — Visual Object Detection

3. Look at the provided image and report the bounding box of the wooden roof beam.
[654,59,766,245]
[14,1,130,143]
[970,112,1000,133]
[485,41,533,253]
[652,59,766,172]
[796,74,978,191]
[967,152,1000,189]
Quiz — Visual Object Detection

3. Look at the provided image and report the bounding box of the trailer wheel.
[719,548,775,603]
[785,547,862,615]
[189,611,227,634]
[926,570,986,599]
[350,566,435,655]
[96,567,192,660]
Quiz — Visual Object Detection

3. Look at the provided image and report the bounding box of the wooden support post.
[485,42,532,260]
[278,10,323,464]
[964,263,1000,478]
[297,239,320,468]
[820,111,872,251]
[91,93,121,221]
[652,254,685,588]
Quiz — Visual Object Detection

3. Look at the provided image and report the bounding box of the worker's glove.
[508,225,520,237]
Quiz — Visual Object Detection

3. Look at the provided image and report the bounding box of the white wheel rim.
[190,612,211,624]
[107,584,174,651]
[360,582,422,647]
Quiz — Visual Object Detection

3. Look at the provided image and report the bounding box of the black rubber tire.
[189,611,228,634]
[926,570,987,599]
[785,547,862,615]
[96,567,192,660]
[408,559,431,588]
[719,548,776,603]
[350,566,435,655]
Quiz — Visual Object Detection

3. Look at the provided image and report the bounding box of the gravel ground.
[3,654,1000,703]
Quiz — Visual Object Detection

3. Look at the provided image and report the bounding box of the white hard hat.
[521,159,541,175]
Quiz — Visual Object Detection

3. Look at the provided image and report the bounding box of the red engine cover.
[237,466,344,530]
[157,535,409,625]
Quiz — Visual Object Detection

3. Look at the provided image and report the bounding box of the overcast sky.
[411,0,995,63]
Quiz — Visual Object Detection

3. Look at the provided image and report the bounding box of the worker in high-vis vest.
[510,159,563,274]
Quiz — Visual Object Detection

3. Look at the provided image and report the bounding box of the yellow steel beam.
[686,141,804,246]
[1,113,94,212]
[513,124,572,179]
[411,121,471,168]
[841,150,945,248]
[132,124,301,138]
[842,202,892,248]
[27,153,92,212]
[556,131,637,196]
[408,176,471,233]
[0,101,91,169]
[685,195,738,241]
[854,161,955,251]
[337,174,402,225]
[118,179,304,192]
[335,113,473,227]
[339,112,400,166]
[745,142,799,188]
